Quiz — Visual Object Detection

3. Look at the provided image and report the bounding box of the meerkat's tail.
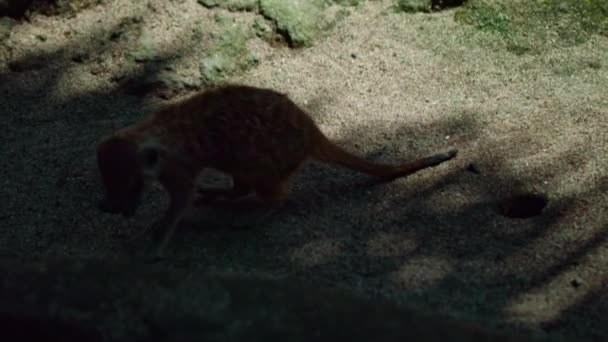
[311,132,458,181]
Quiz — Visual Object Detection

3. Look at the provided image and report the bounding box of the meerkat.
[96,84,458,255]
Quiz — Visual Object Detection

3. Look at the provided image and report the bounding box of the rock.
[431,0,467,11]
[200,26,258,84]
[109,16,142,41]
[395,0,466,13]
[197,0,258,12]
[253,17,273,39]
[394,0,431,13]
[466,162,481,174]
[70,50,89,63]
[332,0,361,6]
[570,277,583,288]
[259,0,327,48]
[129,31,161,63]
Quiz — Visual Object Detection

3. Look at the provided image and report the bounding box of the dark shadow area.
[0,314,102,341]
[0,257,551,342]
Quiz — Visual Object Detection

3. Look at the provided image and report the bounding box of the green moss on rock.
[259,0,327,48]
[394,0,431,13]
[129,30,161,62]
[54,0,104,12]
[41,0,105,16]
[200,25,258,84]
[253,17,273,39]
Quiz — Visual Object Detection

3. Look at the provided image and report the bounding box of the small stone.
[351,52,357,59]
[570,277,583,288]
[89,64,105,75]
[253,17,272,39]
[431,0,465,11]
[71,51,89,63]
[466,163,480,174]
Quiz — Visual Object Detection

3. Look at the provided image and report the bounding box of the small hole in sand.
[499,193,548,218]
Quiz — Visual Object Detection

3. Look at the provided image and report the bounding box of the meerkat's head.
[96,136,161,218]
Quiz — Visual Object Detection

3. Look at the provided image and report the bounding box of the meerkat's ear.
[138,140,164,177]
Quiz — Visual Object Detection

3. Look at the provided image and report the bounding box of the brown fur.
[96,84,458,255]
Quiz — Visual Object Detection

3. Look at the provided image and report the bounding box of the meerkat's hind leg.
[198,177,289,225]
[188,174,289,229]
[255,178,289,206]
[247,178,290,222]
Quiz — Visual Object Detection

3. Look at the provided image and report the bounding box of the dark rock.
[466,162,481,174]
[570,277,583,288]
[432,0,467,11]
[71,50,89,63]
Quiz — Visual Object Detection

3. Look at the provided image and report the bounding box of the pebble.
[570,277,583,288]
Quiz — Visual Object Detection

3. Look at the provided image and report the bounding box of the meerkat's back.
[189,85,321,179]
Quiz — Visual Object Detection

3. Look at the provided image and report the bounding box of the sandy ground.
[1,0,607,340]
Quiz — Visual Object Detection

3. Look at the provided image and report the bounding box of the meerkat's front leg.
[147,163,198,257]
[150,186,194,257]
